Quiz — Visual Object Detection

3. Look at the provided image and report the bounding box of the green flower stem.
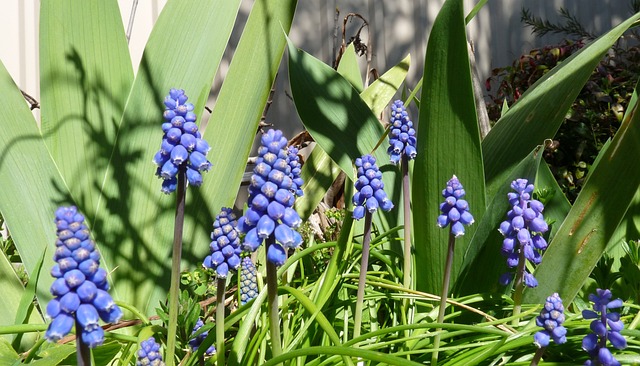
[529,347,545,366]
[115,301,150,325]
[216,278,226,365]
[24,337,46,363]
[401,155,414,356]
[431,231,456,366]
[166,169,186,366]
[75,319,91,366]
[512,248,527,326]
[0,324,47,334]
[401,155,412,291]
[353,211,373,339]
[266,235,283,362]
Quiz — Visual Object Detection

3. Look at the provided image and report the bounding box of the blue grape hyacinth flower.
[237,129,304,266]
[437,175,474,237]
[45,206,122,348]
[498,178,549,288]
[352,154,394,220]
[387,100,417,164]
[137,337,165,366]
[189,319,216,356]
[240,257,259,305]
[153,89,212,193]
[582,289,627,366]
[203,208,242,278]
[287,146,304,197]
[534,293,567,348]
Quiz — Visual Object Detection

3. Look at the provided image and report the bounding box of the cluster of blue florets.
[287,146,304,197]
[436,175,474,237]
[153,89,212,193]
[387,100,417,164]
[240,257,259,305]
[45,206,122,348]
[582,289,627,366]
[498,179,548,288]
[238,129,304,266]
[534,293,567,348]
[352,155,394,220]
[203,208,242,278]
[137,337,165,366]
[189,319,216,356]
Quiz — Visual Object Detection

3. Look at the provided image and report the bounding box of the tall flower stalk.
[153,89,211,365]
[237,129,304,360]
[46,206,122,366]
[203,207,241,364]
[432,176,474,365]
[351,154,394,339]
[387,100,417,291]
[498,179,548,323]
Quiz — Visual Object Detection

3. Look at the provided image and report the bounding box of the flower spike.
[154,89,212,193]
[46,206,122,348]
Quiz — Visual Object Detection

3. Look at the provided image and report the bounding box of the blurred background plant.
[486,4,640,202]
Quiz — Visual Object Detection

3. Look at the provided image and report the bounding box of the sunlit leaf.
[413,0,485,295]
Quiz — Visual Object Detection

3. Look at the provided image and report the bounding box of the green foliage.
[1,0,640,364]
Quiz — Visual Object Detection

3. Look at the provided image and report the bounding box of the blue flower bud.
[240,257,258,305]
[267,243,287,266]
[45,312,74,342]
[82,327,104,348]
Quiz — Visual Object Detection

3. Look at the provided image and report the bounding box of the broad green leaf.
[188,0,297,255]
[30,344,75,366]
[287,39,387,177]
[413,0,485,295]
[482,12,640,200]
[535,159,571,239]
[40,0,134,223]
[455,146,542,295]
[95,0,242,314]
[336,44,363,92]
[524,100,640,304]
[294,146,341,220]
[361,54,411,117]
[0,61,65,307]
[294,56,410,221]
[0,338,19,364]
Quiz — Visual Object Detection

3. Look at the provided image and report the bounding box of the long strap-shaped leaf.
[40,0,134,224]
[0,60,66,306]
[413,0,485,295]
[95,0,242,313]
[187,0,298,248]
[293,54,410,221]
[482,13,640,200]
[524,91,640,304]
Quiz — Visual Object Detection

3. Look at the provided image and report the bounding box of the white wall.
[1,0,635,135]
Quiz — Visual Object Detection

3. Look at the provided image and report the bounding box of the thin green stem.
[353,211,373,339]
[115,301,150,325]
[512,248,527,326]
[166,169,186,366]
[402,156,412,290]
[24,337,46,363]
[431,231,456,366]
[401,156,413,357]
[266,235,283,363]
[75,319,91,366]
[216,278,226,365]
